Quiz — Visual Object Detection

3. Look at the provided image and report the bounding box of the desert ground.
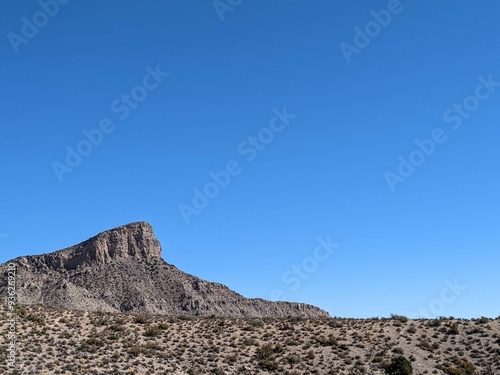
[1,304,499,374]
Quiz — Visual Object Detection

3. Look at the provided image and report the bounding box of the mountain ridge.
[0,221,330,318]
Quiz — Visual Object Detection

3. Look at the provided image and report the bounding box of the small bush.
[384,356,413,375]
[438,357,475,375]
[255,343,273,359]
[134,314,148,324]
[287,354,301,366]
[390,314,409,323]
[144,324,160,337]
[306,349,315,360]
[448,322,460,335]
[129,345,143,357]
[258,358,279,370]
[407,325,417,334]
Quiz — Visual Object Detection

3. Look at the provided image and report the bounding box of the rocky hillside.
[0,222,329,318]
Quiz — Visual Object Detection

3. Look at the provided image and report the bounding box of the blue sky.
[1,0,499,318]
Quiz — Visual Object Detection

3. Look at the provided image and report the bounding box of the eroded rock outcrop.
[0,222,330,318]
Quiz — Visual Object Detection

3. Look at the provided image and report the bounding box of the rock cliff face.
[0,222,329,318]
[29,221,162,271]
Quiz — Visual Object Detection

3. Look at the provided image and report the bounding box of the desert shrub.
[14,305,27,317]
[417,340,439,352]
[81,337,105,353]
[255,343,273,359]
[438,357,475,375]
[287,354,301,366]
[158,322,169,330]
[316,333,338,346]
[241,338,257,346]
[448,322,460,334]
[428,319,441,327]
[391,314,409,323]
[108,323,124,332]
[306,349,315,360]
[129,345,143,357]
[249,318,265,328]
[407,325,417,334]
[258,358,279,370]
[27,313,45,325]
[440,368,466,375]
[134,314,148,324]
[242,325,255,332]
[384,356,413,375]
[274,343,284,353]
[144,324,160,337]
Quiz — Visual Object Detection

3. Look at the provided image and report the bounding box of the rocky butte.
[0,221,330,318]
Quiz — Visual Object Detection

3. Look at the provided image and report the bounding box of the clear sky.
[1,0,499,318]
